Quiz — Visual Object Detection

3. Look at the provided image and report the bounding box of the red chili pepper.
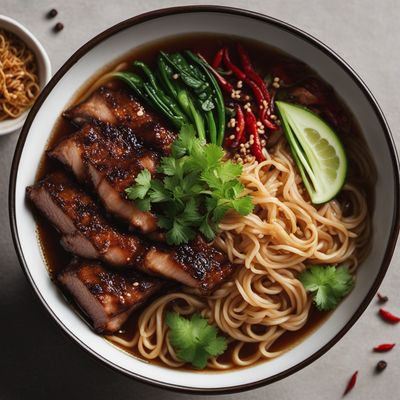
[212,48,224,69]
[343,371,358,396]
[196,53,234,95]
[260,108,279,131]
[373,343,395,352]
[235,104,246,144]
[379,308,400,323]
[237,44,271,103]
[222,48,246,80]
[245,109,266,162]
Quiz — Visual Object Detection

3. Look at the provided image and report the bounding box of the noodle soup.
[34,33,374,371]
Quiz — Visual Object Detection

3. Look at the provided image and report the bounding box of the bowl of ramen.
[0,15,51,135]
[9,6,400,393]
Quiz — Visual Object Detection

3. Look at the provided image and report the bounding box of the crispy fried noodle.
[109,137,369,369]
[0,29,40,120]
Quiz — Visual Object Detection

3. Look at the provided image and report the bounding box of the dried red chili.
[373,343,395,352]
[237,44,271,102]
[343,371,358,396]
[222,48,246,80]
[245,109,266,162]
[212,48,224,69]
[379,308,400,323]
[235,104,246,144]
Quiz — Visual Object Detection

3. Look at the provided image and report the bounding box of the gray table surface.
[1,1,400,399]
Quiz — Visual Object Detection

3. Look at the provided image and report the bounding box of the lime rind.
[276,101,347,204]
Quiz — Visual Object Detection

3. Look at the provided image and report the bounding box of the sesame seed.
[249,140,254,145]
[137,109,144,117]
[245,143,250,149]
[273,76,280,82]
[256,121,262,127]
[270,114,277,120]
[249,135,254,140]
[236,127,240,132]
[237,80,243,88]
[172,73,179,80]
[133,282,139,287]
[261,139,266,146]
[229,134,235,140]
[272,82,280,89]
[240,143,245,148]
[263,100,268,108]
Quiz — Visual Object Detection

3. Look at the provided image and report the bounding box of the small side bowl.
[0,15,51,135]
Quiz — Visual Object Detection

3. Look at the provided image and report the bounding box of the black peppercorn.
[376,360,387,373]
[47,9,58,18]
[53,22,64,32]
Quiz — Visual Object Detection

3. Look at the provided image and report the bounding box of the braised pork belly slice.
[26,172,147,266]
[144,236,235,294]
[58,259,164,333]
[49,122,159,234]
[63,86,177,154]
[27,173,234,293]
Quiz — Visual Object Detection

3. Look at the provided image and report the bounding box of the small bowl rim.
[8,5,400,394]
[0,15,52,135]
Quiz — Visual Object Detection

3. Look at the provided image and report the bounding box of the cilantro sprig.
[125,124,254,245]
[166,312,228,369]
[299,265,354,311]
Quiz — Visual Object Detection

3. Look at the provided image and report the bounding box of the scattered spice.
[373,343,395,352]
[377,293,388,303]
[379,308,400,323]
[343,371,358,396]
[375,360,387,373]
[47,8,58,18]
[53,22,64,32]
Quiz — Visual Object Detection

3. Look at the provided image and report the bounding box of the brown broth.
[35,33,374,371]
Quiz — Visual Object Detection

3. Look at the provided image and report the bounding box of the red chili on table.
[343,371,358,396]
[379,308,400,323]
[373,343,395,352]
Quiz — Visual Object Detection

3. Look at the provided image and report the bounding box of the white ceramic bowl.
[0,15,51,135]
[9,6,400,393]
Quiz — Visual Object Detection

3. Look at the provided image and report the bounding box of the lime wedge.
[276,101,347,204]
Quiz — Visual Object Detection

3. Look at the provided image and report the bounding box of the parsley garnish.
[299,265,354,311]
[125,124,254,245]
[166,312,228,369]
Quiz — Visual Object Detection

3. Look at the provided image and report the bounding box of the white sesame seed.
[229,134,235,140]
[136,109,144,117]
[270,114,277,120]
[133,282,139,287]
[273,76,280,82]
[256,121,262,127]
[272,82,280,89]
[172,73,179,80]
[263,100,268,108]
[237,80,243,88]
[245,143,250,149]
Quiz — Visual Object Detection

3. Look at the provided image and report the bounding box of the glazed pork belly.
[26,172,147,267]
[27,173,234,293]
[49,122,159,234]
[63,86,177,154]
[58,259,164,333]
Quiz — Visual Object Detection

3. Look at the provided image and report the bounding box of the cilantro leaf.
[166,312,228,369]
[124,124,254,245]
[125,169,152,199]
[299,265,354,311]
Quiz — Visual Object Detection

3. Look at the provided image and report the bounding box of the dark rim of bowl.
[8,5,400,395]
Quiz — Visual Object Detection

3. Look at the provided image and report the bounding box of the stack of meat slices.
[27,86,234,334]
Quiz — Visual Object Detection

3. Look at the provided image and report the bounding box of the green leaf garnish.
[166,312,228,369]
[299,265,354,311]
[125,124,254,245]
